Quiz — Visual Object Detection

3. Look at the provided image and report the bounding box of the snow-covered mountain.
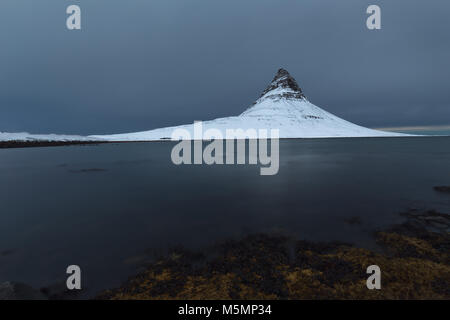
[1,69,406,142]
[92,69,406,141]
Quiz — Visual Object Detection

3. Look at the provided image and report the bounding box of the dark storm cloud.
[0,0,449,134]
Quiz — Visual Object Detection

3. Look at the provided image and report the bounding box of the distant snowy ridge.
[91,68,408,141]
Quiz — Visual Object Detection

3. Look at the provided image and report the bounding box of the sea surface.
[0,137,449,297]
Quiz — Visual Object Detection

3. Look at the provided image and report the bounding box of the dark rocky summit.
[256,68,306,103]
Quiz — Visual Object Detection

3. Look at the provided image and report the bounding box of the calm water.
[1,137,449,297]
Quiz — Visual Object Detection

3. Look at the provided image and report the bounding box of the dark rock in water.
[434,186,450,194]
[1,249,14,256]
[68,168,108,173]
[400,209,450,233]
[377,210,450,265]
[40,282,81,300]
[0,282,46,300]
[343,216,362,225]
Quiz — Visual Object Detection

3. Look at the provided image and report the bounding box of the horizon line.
[374,125,450,132]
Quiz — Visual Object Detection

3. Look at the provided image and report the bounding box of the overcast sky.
[0,0,449,135]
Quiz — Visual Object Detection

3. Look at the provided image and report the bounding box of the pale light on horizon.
[375,125,450,132]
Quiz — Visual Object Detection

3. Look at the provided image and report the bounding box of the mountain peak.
[257,68,306,102]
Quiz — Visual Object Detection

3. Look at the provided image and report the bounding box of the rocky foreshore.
[1,209,448,300]
[97,210,450,300]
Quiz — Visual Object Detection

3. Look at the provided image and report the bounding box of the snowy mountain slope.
[92,68,407,141]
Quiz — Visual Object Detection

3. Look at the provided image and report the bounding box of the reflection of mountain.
[93,69,405,141]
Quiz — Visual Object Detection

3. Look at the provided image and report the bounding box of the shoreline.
[0,140,109,149]
[0,135,444,149]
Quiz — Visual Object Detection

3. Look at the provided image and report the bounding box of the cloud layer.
[0,0,449,134]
